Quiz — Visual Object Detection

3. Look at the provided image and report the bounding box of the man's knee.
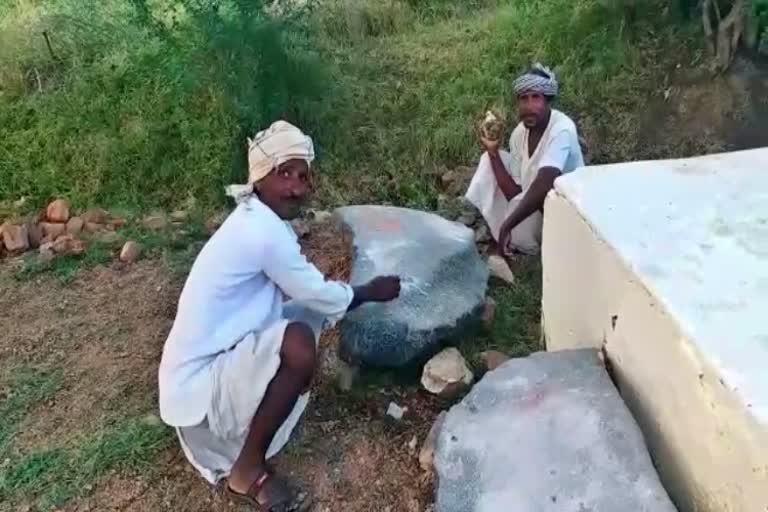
[281,322,316,375]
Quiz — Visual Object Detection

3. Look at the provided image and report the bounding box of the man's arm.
[483,138,521,201]
[348,276,401,311]
[497,129,571,251]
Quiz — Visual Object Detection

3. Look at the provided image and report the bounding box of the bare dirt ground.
[0,223,447,512]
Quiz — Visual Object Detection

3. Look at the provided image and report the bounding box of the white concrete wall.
[542,148,768,512]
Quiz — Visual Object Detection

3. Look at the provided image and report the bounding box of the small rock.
[290,218,311,238]
[97,231,124,247]
[108,217,126,229]
[480,350,510,371]
[46,199,70,223]
[1,223,29,252]
[143,213,168,230]
[40,222,67,241]
[85,222,104,233]
[481,296,496,326]
[141,413,162,426]
[66,216,84,235]
[419,411,446,472]
[81,208,110,225]
[421,347,474,397]
[26,222,43,249]
[386,402,407,421]
[51,235,86,255]
[337,361,359,391]
[408,435,418,452]
[474,225,491,244]
[38,245,55,263]
[119,241,142,263]
[170,210,188,223]
[441,170,456,188]
[308,209,333,224]
[487,255,515,284]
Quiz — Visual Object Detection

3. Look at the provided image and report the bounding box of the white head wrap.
[225,120,315,201]
[513,63,559,97]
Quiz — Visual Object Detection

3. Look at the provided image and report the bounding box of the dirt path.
[0,225,447,512]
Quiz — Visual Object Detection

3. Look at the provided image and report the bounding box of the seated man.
[158,120,400,511]
[465,63,585,255]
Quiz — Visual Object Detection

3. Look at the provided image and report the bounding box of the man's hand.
[349,276,401,311]
[497,221,512,256]
[481,136,500,155]
[363,276,401,302]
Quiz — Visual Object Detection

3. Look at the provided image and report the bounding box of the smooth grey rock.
[434,349,677,512]
[335,206,488,367]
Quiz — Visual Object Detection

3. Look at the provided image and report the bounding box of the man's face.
[517,92,549,129]
[256,159,311,220]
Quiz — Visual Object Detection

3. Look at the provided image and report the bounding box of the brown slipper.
[226,470,312,512]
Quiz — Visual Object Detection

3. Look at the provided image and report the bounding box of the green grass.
[0,416,172,510]
[0,0,699,213]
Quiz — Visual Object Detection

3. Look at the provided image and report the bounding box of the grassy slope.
[0,0,697,211]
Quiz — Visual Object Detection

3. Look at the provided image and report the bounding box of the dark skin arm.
[482,137,521,201]
[348,276,401,311]
[497,166,560,253]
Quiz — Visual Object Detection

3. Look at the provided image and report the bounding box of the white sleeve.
[262,229,353,324]
[538,130,571,173]
[508,128,524,184]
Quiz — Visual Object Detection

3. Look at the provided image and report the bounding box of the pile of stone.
[0,198,193,265]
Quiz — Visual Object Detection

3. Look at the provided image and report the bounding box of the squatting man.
[158,121,400,511]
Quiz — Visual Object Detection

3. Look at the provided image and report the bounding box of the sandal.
[226,470,312,512]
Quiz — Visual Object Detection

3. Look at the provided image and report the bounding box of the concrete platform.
[542,148,768,511]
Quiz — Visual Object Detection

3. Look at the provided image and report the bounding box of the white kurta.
[465,109,584,254]
[158,196,353,483]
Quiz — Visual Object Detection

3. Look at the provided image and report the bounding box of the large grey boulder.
[434,349,677,512]
[335,206,488,368]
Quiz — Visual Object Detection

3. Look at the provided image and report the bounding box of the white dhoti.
[465,151,542,255]
[177,303,326,484]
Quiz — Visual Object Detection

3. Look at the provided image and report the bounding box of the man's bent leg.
[228,321,316,494]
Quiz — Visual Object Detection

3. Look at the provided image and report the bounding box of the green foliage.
[0,416,172,509]
[0,0,698,212]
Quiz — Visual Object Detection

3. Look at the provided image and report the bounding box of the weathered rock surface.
[434,349,676,512]
[81,208,109,225]
[40,222,67,241]
[46,199,70,223]
[335,206,488,367]
[487,255,515,284]
[66,216,84,235]
[421,348,474,397]
[143,213,168,230]
[119,241,142,263]
[2,223,29,252]
[420,412,447,472]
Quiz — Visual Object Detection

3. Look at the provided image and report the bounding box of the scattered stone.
[481,297,496,327]
[337,360,359,392]
[441,170,457,188]
[290,218,311,238]
[108,217,126,229]
[421,348,474,397]
[51,235,86,256]
[487,255,515,284]
[408,435,418,452]
[40,222,67,241]
[479,350,510,371]
[474,225,491,244]
[26,222,43,249]
[97,231,124,248]
[66,216,84,235]
[81,208,109,225]
[170,210,188,223]
[434,349,676,512]
[419,411,446,472]
[308,209,333,224]
[38,244,55,263]
[336,206,488,368]
[1,223,29,252]
[386,402,407,421]
[143,213,168,230]
[119,241,142,263]
[46,199,70,223]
